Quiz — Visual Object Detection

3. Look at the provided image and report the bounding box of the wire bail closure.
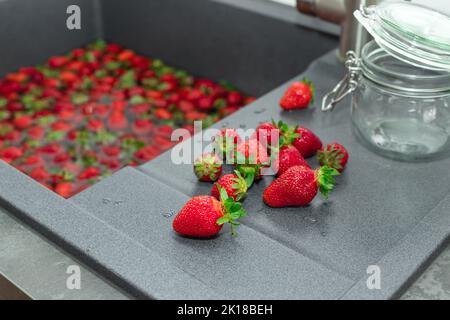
[322,51,361,112]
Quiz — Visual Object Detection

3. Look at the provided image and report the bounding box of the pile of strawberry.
[0,40,254,198]
[172,118,349,239]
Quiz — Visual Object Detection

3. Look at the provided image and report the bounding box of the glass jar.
[323,1,450,161]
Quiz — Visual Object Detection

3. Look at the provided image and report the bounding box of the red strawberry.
[254,122,278,148]
[108,111,128,130]
[194,153,223,182]
[211,170,248,202]
[235,139,270,185]
[13,115,33,130]
[55,182,74,198]
[154,108,172,120]
[0,146,23,160]
[294,127,322,158]
[317,143,349,172]
[30,167,51,181]
[280,79,315,110]
[102,145,121,157]
[28,126,45,140]
[227,91,243,105]
[263,166,339,207]
[134,145,158,162]
[78,167,101,180]
[197,96,214,111]
[173,188,246,238]
[86,119,104,132]
[23,155,43,166]
[214,128,240,161]
[274,145,310,177]
[132,119,153,135]
[48,56,68,68]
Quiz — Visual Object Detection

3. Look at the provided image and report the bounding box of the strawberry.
[280,79,315,110]
[172,187,246,238]
[0,146,23,160]
[132,119,153,135]
[214,128,240,161]
[293,127,322,158]
[28,126,45,140]
[263,166,339,207]
[55,182,74,198]
[102,145,121,157]
[234,139,270,186]
[254,122,278,148]
[48,56,68,68]
[274,145,310,177]
[107,111,128,130]
[86,119,104,132]
[13,115,33,130]
[317,143,349,172]
[30,167,51,181]
[193,153,223,182]
[211,170,248,202]
[227,91,243,105]
[78,167,101,180]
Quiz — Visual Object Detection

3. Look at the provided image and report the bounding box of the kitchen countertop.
[2,49,450,299]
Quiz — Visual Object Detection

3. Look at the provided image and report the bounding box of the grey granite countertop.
[1,204,450,300]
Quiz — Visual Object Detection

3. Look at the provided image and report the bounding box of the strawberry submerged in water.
[173,186,246,238]
[263,165,339,208]
[280,79,315,110]
[317,143,349,172]
[193,152,223,182]
[0,40,252,198]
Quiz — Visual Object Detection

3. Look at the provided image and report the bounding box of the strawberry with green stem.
[211,170,249,202]
[280,78,315,110]
[173,186,246,238]
[234,139,270,187]
[317,143,349,172]
[263,165,339,208]
[194,152,223,182]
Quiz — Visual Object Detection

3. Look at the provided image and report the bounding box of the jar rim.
[361,41,450,94]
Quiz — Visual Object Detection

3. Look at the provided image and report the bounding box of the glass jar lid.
[355,1,450,71]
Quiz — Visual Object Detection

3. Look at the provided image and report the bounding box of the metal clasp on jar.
[322,51,362,112]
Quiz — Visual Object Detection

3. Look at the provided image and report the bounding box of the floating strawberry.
[280,79,315,110]
[107,111,128,130]
[13,115,33,130]
[263,165,339,208]
[211,170,248,202]
[294,127,322,158]
[55,182,75,198]
[193,153,223,182]
[173,187,246,238]
[317,143,349,172]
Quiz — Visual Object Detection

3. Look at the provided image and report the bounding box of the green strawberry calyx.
[231,170,249,201]
[315,166,340,199]
[236,164,257,188]
[317,145,345,171]
[216,185,247,237]
[194,153,222,181]
[271,119,301,149]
